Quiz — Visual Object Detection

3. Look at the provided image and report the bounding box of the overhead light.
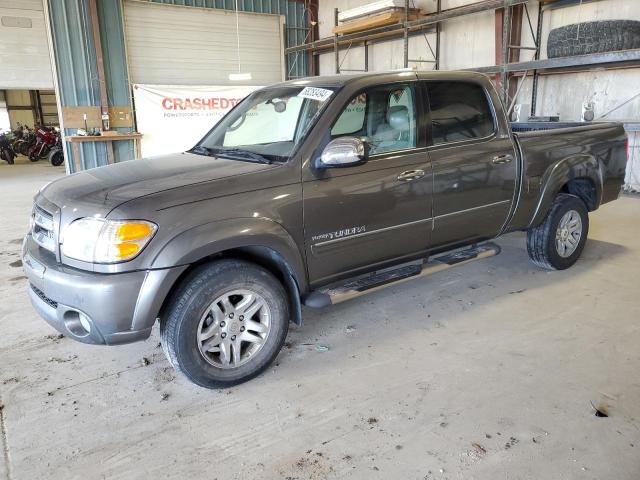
[229,72,252,81]
[229,0,252,83]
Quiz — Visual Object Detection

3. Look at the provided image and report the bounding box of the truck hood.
[41,152,275,213]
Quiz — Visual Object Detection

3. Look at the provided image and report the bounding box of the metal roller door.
[123,0,285,86]
[0,0,54,89]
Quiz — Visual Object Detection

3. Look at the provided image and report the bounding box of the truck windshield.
[193,86,336,163]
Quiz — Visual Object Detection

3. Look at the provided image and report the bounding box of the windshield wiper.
[191,145,271,164]
[215,148,271,164]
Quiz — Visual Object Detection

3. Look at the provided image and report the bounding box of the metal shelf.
[286,0,640,120]
[469,48,640,74]
[285,0,527,56]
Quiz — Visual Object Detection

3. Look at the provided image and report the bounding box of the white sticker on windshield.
[298,86,334,102]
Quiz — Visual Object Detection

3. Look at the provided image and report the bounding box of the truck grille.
[30,284,58,309]
[32,204,56,253]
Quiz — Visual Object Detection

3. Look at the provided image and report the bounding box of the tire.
[17,142,29,156]
[547,20,640,58]
[526,194,589,270]
[48,148,64,166]
[160,259,290,388]
[28,151,39,162]
[1,148,14,164]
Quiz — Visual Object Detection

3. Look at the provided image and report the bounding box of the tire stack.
[547,20,640,58]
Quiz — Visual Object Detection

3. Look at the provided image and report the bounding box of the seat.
[372,105,411,153]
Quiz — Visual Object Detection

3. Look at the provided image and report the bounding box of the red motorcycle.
[28,126,59,162]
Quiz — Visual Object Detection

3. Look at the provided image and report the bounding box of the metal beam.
[435,0,441,70]
[530,1,544,117]
[403,0,409,68]
[285,0,528,55]
[334,8,339,74]
[469,48,640,74]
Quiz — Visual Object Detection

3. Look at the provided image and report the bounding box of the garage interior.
[1,0,639,479]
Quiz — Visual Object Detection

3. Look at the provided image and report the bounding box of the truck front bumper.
[22,236,187,345]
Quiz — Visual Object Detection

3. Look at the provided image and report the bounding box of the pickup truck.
[23,71,627,388]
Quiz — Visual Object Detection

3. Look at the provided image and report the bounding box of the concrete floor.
[1,158,639,480]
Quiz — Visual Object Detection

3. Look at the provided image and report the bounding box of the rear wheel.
[160,259,289,388]
[527,194,589,270]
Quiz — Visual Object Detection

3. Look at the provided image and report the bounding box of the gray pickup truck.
[23,71,627,388]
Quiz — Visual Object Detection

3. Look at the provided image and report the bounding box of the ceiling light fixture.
[229,0,252,82]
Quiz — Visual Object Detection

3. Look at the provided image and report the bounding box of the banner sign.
[132,84,261,158]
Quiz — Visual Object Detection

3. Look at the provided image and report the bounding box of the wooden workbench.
[66,132,143,171]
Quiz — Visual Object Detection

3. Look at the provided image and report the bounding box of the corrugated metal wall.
[47,0,308,172]
[48,0,103,172]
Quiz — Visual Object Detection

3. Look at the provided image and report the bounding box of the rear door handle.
[492,154,513,165]
[397,169,425,182]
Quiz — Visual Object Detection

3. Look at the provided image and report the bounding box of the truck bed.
[507,121,628,231]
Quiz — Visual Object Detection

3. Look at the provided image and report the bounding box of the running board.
[304,242,501,308]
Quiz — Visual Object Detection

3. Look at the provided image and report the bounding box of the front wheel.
[160,259,289,388]
[527,193,589,270]
[48,148,64,166]
[1,148,14,164]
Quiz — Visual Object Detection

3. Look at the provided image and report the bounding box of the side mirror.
[318,136,368,169]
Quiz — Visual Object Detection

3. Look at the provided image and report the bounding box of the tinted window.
[331,84,416,154]
[331,93,367,136]
[427,82,495,145]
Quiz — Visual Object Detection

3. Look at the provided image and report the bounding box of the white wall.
[0,91,10,132]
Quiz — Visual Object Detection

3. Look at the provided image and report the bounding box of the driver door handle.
[492,154,513,165]
[397,169,425,182]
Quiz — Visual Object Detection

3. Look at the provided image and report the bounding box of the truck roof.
[276,70,492,90]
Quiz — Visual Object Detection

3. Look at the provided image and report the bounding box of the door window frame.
[421,80,499,150]
[326,80,428,163]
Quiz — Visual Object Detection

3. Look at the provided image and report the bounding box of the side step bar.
[304,242,501,308]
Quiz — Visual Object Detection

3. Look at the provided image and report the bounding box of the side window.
[426,81,495,145]
[331,93,367,136]
[331,84,416,154]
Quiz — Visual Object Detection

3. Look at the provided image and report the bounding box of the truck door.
[302,82,433,286]
[423,80,517,249]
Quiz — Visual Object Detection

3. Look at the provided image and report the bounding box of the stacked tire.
[547,20,640,58]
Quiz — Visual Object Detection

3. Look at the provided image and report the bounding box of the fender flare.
[529,154,603,227]
[150,217,307,324]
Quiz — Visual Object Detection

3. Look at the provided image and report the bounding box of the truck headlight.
[61,218,157,263]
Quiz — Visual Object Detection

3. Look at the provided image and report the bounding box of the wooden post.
[87,0,114,165]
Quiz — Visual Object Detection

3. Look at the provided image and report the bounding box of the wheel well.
[559,178,597,211]
[157,247,304,326]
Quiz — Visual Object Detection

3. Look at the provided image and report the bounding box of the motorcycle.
[14,125,35,156]
[27,126,58,162]
[0,130,16,165]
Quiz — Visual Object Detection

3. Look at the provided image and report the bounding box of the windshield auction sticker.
[298,87,334,102]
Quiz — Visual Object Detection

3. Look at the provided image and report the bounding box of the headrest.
[387,105,409,130]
